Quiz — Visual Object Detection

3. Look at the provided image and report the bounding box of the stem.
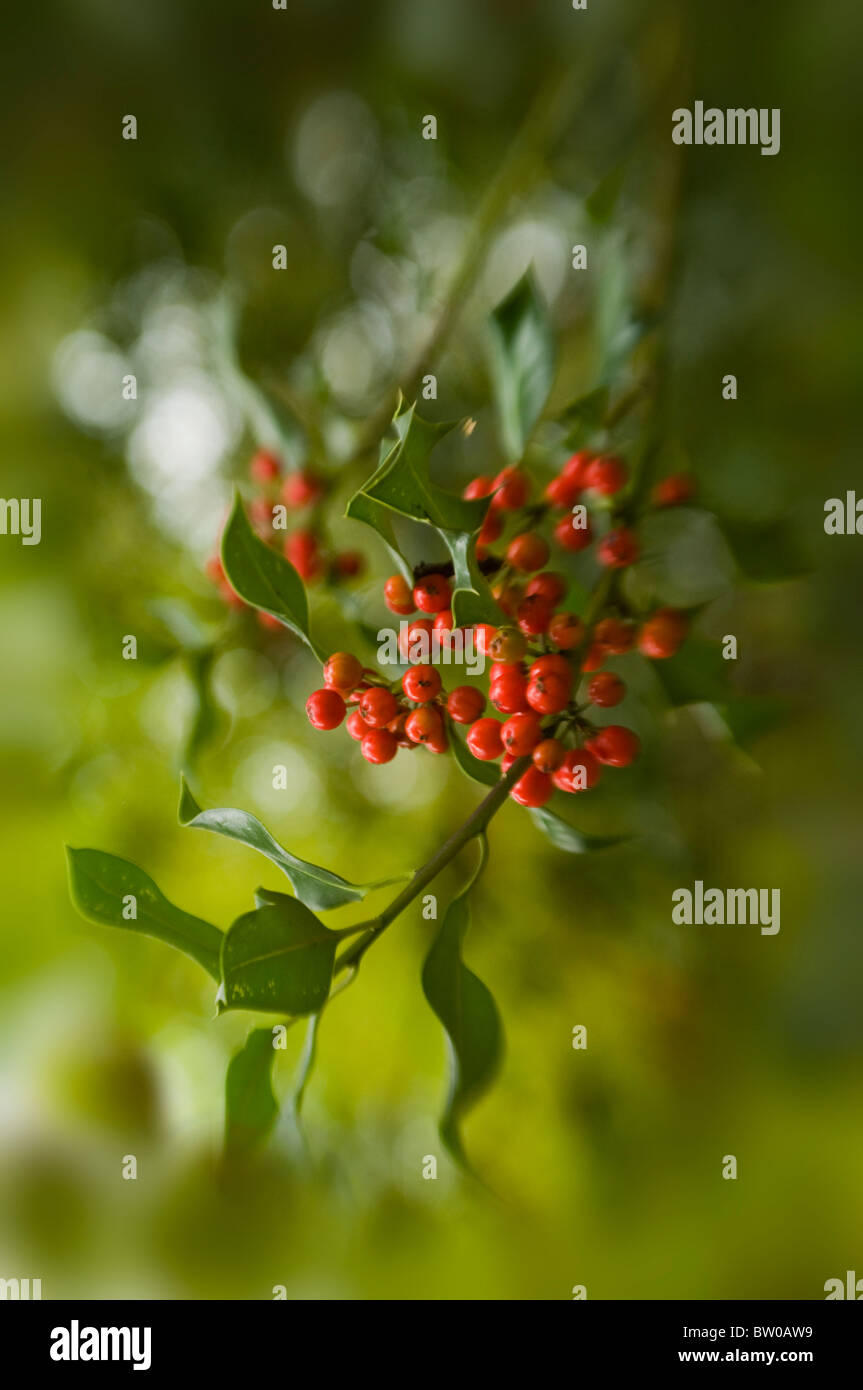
[334,753,531,975]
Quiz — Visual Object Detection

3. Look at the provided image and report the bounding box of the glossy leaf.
[348,403,485,532]
[179,779,400,911]
[721,517,808,583]
[224,1027,279,1156]
[343,488,414,584]
[66,846,223,980]
[219,896,338,1016]
[487,272,556,460]
[529,798,630,854]
[421,836,502,1164]
[220,493,324,658]
[290,1013,321,1119]
[440,528,505,629]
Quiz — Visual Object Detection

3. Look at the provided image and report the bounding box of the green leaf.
[421,836,502,1165]
[584,163,626,227]
[224,1027,279,1157]
[721,518,808,583]
[179,779,401,911]
[290,1012,321,1120]
[487,272,556,461]
[220,896,338,1016]
[440,528,505,629]
[348,403,485,533]
[181,649,220,772]
[447,724,499,788]
[343,488,414,584]
[651,640,731,707]
[558,385,610,447]
[715,697,789,748]
[220,493,324,658]
[633,508,736,607]
[66,847,223,980]
[529,797,630,854]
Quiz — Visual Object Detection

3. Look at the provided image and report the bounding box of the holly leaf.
[179,779,401,912]
[224,1027,279,1157]
[487,272,556,461]
[219,896,338,1016]
[651,640,731,707]
[220,493,324,659]
[66,847,223,980]
[421,836,502,1165]
[343,488,414,584]
[347,404,485,533]
[721,518,808,583]
[447,724,499,788]
[529,798,630,854]
[440,528,505,629]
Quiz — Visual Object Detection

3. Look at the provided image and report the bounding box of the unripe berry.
[516,594,553,637]
[250,450,281,484]
[586,455,628,495]
[492,581,524,618]
[491,467,530,512]
[323,652,363,693]
[586,724,641,767]
[361,728,398,764]
[447,686,485,724]
[359,687,399,728]
[637,608,688,659]
[652,473,695,508]
[463,475,494,500]
[384,574,414,615]
[466,717,504,761]
[526,672,570,715]
[597,527,639,569]
[526,571,567,606]
[588,672,626,707]
[306,688,346,731]
[554,513,593,552]
[282,469,325,508]
[510,766,553,808]
[413,572,452,614]
[500,711,543,756]
[593,617,636,654]
[506,531,550,573]
[532,738,565,774]
[548,612,584,650]
[402,664,441,703]
[285,529,323,582]
[488,626,527,663]
[529,653,572,683]
[405,706,443,745]
[346,709,367,741]
[553,747,602,792]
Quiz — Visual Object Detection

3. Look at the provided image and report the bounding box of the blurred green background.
[1,0,861,1299]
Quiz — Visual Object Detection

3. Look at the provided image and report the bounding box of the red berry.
[447,686,486,725]
[478,512,503,550]
[466,717,504,761]
[501,712,543,756]
[529,653,572,682]
[384,574,415,615]
[359,687,399,728]
[553,748,602,792]
[637,608,688,659]
[548,612,584,650]
[586,725,641,767]
[500,751,517,774]
[323,652,363,693]
[506,531,550,573]
[516,594,553,637]
[492,581,524,618]
[526,571,567,605]
[405,706,443,745]
[588,672,626,707]
[473,623,498,656]
[544,474,583,510]
[490,676,530,715]
[581,643,606,672]
[491,467,530,512]
[554,512,593,552]
[413,573,452,614]
[433,608,454,635]
[346,709,366,741]
[205,555,225,585]
[532,738,565,774]
[426,725,449,754]
[361,728,398,764]
[488,626,527,662]
[597,527,639,569]
[463,475,495,500]
[334,551,364,578]
[510,766,553,808]
[282,469,325,508]
[561,451,594,486]
[285,529,323,582]
[402,664,442,703]
[250,450,281,484]
[398,618,433,660]
[594,617,636,654]
[306,688,346,731]
[586,455,628,496]
[250,497,274,537]
[652,473,696,507]
[526,673,571,715]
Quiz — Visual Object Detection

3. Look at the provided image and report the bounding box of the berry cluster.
[206,448,364,624]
